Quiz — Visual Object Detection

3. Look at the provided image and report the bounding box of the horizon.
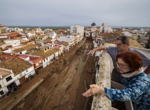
[6,25,150,28]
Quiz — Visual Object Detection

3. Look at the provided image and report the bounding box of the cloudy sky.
[0,0,150,27]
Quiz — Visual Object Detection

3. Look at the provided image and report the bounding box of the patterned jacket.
[104,72,150,110]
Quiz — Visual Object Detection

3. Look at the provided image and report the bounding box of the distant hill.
[7,26,150,30]
[8,26,70,30]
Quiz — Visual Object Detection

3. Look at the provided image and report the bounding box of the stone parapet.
[91,51,113,110]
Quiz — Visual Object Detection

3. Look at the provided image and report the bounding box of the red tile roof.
[16,54,41,61]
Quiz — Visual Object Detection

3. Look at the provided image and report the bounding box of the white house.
[2,44,23,54]
[122,31,132,37]
[35,27,42,33]
[63,43,70,52]
[0,58,35,97]
[21,37,29,42]
[133,29,138,34]
[14,27,23,32]
[16,54,43,69]
[54,51,59,60]
[70,24,84,36]
[0,68,15,97]
[0,35,8,39]
[57,35,75,48]
[27,32,36,38]
[42,57,50,68]
[100,23,113,33]
[29,47,59,68]
[85,31,90,37]
[53,41,70,52]
[139,29,147,35]
[4,39,20,47]
[84,22,100,37]
[48,54,55,64]
[42,49,59,68]
[93,40,98,48]
[46,31,57,39]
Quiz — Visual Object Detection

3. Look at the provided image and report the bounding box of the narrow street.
[13,37,95,110]
[0,37,95,110]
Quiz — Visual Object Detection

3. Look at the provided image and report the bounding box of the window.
[6,76,12,82]
[0,90,4,95]
[36,63,39,66]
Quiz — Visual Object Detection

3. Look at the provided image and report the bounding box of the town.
[0,23,150,110]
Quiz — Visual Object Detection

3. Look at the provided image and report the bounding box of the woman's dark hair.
[116,51,142,71]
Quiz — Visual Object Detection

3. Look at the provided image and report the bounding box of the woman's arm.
[83,79,150,102]
[82,84,106,97]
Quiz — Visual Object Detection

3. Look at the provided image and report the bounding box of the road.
[0,37,95,110]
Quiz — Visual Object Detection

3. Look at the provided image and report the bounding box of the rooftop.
[29,48,59,59]
[13,44,40,53]
[0,54,16,61]
[0,41,5,46]
[0,58,33,76]
[54,40,69,46]
[16,54,41,61]
[100,31,124,38]
[44,38,52,42]
[0,69,12,79]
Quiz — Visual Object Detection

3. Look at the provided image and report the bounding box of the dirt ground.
[12,37,95,110]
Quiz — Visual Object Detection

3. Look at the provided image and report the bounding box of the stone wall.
[91,50,113,110]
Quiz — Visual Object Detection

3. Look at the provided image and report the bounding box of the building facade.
[70,25,84,36]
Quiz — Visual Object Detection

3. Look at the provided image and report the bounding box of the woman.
[82,51,150,110]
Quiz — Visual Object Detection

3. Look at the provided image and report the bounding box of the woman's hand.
[82,84,105,97]
[87,49,96,55]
